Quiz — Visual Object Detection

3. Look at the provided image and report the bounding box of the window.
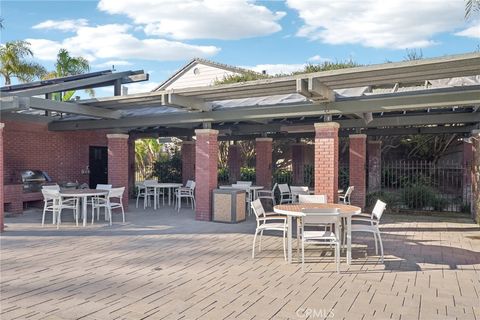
[193,67,200,75]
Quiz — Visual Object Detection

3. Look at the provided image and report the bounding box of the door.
[89,146,108,188]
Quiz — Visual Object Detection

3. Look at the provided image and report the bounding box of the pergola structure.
[1,53,480,227]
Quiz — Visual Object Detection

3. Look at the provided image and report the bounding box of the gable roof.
[152,58,259,91]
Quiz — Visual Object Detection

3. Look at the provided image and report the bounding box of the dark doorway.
[89,146,108,188]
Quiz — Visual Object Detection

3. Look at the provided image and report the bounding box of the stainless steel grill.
[20,170,52,193]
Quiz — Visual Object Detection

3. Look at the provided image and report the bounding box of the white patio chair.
[236,181,253,186]
[91,184,112,220]
[96,184,112,190]
[176,181,195,212]
[298,194,327,204]
[351,199,387,262]
[173,180,194,207]
[339,186,354,204]
[257,183,278,212]
[251,199,287,261]
[142,180,158,209]
[42,184,60,191]
[41,188,77,227]
[108,187,126,224]
[278,184,293,204]
[290,186,309,203]
[300,208,341,273]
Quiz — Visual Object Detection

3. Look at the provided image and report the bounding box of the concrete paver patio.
[1,203,479,320]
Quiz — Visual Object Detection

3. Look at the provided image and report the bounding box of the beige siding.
[163,63,239,90]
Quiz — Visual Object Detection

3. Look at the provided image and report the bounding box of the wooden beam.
[166,93,211,111]
[296,78,310,98]
[308,78,336,101]
[29,97,122,119]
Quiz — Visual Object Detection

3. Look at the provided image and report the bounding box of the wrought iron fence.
[369,160,471,213]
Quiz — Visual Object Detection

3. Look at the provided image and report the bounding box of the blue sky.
[1,0,479,94]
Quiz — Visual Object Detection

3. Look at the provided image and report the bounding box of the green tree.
[293,60,361,74]
[44,49,93,101]
[135,138,162,180]
[0,40,46,85]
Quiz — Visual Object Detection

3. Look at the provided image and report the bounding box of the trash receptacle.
[212,189,246,223]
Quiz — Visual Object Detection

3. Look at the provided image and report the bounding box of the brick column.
[292,143,305,185]
[228,143,241,183]
[128,136,136,197]
[107,134,129,209]
[472,130,480,223]
[182,141,195,185]
[194,129,218,221]
[0,123,4,232]
[255,138,273,189]
[349,134,367,209]
[367,140,382,193]
[314,122,339,203]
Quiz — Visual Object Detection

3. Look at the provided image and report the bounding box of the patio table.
[59,189,109,227]
[150,183,183,209]
[274,203,361,265]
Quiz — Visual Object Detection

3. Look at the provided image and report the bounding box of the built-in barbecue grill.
[20,170,52,193]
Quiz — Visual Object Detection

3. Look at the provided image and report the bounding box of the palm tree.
[465,0,480,19]
[0,40,46,85]
[44,49,93,101]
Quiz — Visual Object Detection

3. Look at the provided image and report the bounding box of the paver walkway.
[1,203,479,320]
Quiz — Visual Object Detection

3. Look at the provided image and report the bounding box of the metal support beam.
[29,97,122,119]
[308,78,336,101]
[166,93,211,111]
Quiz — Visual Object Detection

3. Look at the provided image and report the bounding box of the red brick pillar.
[107,134,129,209]
[314,123,339,203]
[182,141,196,185]
[128,136,136,197]
[349,134,367,209]
[194,129,218,221]
[367,140,382,193]
[292,143,305,185]
[228,143,241,183]
[0,123,4,232]
[472,130,480,223]
[255,138,273,189]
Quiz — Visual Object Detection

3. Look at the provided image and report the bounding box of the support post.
[349,134,367,209]
[472,130,480,223]
[228,143,241,183]
[0,123,4,232]
[195,129,218,221]
[367,140,382,193]
[255,138,273,189]
[292,143,305,185]
[182,141,196,185]
[128,136,136,198]
[107,134,129,210]
[314,122,339,203]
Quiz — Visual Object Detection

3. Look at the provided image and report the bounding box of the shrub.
[401,184,446,211]
[240,167,255,182]
[218,167,229,184]
[273,169,292,185]
[153,153,182,183]
[366,191,401,212]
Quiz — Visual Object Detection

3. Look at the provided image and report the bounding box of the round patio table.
[60,189,109,227]
[149,183,183,209]
[274,203,361,265]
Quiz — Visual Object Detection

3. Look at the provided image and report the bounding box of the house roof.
[152,58,260,91]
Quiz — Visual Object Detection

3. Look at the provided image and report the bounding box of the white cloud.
[286,0,466,49]
[93,60,133,69]
[27,23,220,62]
[242,63,306,75]
[33,19,89,32]
[98,0,285,40]
[455,21,480,39]
[124,81,162,94]
[307,55,331,63]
